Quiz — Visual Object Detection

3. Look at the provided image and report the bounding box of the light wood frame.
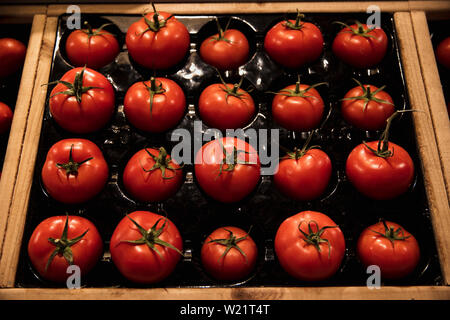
[0,2,449,300]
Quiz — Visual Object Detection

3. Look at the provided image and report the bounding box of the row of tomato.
[28,209,420,285]
[65,9,389,72]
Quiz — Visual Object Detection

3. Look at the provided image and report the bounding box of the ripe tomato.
[357,220,420,279]
[123,147,183,202]
[198,77,255,131]
[264,12,323,69]
[346,139,414,200]
[275,211,345,281]
[0,38,26,78]
[110,211,183,284]
[332,21,388,68]
[436,36,450,70]
[274,136,332,201]
[65,21,120,69]
[0,102,13,134]
[27,215,103,283]
[126,6,190,70]
[271,79,326,131]
[200,18,249,71]
[124,77,186,132]
[195,137,261,203]
[41,138,109,204]
[201,226,258,281]
[48,66,115,133]
[341,79,395,131]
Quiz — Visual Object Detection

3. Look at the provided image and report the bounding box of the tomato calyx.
[207,227,252,264]
[217,139,256,176]
[211,17,233,43]
[341,78,394,111]
[46,66,102,104]
[370,220,411,247]
[270,75,327,99]
[120,215,184,259]
[363,110,411,158]
[56,144,93,176]
[141,147,182,180]
[81,21,113,39]
[283,10,306,30]
[298,220,338,258]
[216,71,250,104]
[143,77,166,117]
[45,215,89,272]
[284,130,321,160]
[140,3,174,34]
[333,20,376,39]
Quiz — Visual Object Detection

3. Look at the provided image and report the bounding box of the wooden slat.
[394,12,450,285]
[410,11,450,200]
[408,1,450,12]
[0,14,47,272]
[0,17,58,288]
[0,286,449,300]
[0,5,47,17]
[47,1,411,15]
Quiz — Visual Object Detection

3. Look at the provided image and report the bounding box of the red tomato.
[194,137,261,203]
[65,21,120,69]
[275,211,345,281]
[436,36,450,69]
[341,80,395,131]
[0,102,13,134]
[346,140,414,200]
[41,138,109,204]
[27,215,103,283]
[201,226,258,281]
[0,38,26,78]
[110,211,183,284]
[264,12,323,68]
[271,80,325,131]
[123,147,183,202]
[124,77,186,132]
[274,143,332,201]
[332,21,388,68]
[200,19,249,71]
[126,7,190,70]
[48,67,115,133]
[357,220,420,279]
[198,79,255,131]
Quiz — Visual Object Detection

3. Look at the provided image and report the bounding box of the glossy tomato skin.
[341,85,395,131]
[122,148,183,202]
[201,226,258,281]
[0,102,13,134]
[272,84,324,131]
[124,78,186,132]
[126,12,190,70]
[198,83,255,131]
[357,221,420,279]
[27,215,103,283]
[110,211,183,284]
[49,67,115,133]
[41,139,109,204]
[0,38,26,78]
[264,20,323,69]
[65,27,120,69]
[200,29,249,70]
[274,149,332,201]
[346,141,414,200]
[436,36,450,70]
[275,211,345,281]
[332,24,388,68]
[194,137,261,203]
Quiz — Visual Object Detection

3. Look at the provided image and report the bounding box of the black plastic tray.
[15,12,442,288]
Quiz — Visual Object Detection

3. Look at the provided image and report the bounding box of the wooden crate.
[0,2,449,300]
